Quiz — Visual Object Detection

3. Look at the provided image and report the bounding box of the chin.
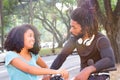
[28,46,34,49]
[71,33,77,36]
[73,34,79,37]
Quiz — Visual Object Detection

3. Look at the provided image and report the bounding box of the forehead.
[25,29,34,34]
[70,20,81,28]
[70,20,79,26]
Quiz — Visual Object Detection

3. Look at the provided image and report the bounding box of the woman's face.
[70,20,82,36]
[24,29,35,49]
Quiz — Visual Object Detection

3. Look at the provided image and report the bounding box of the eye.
[71,26,75,28]
[29,33,34,37]
[74,27,77,29]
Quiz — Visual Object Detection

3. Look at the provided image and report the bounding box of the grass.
[39,48,62,56]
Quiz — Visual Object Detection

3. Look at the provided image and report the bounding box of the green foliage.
[61,0,76,4]
[98,0,105,14]
[2,0,76,44]
[3,0,18,15]
[98,0,117,13]
[111,0,117,10]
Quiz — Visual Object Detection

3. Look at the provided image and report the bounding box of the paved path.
[110,64,120,80]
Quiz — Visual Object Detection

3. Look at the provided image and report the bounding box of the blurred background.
[0,0,119,59]
[0,0,120,79]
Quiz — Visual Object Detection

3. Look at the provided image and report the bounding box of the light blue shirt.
[5,51,39,80]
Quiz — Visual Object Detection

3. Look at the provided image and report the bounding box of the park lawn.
[39,48,62,56]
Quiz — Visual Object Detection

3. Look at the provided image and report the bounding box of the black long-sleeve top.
[50,33,115,72]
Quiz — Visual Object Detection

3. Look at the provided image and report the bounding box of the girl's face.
[24,29,35,49]
[70,20,82,36]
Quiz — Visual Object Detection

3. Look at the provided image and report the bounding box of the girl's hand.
[42,75,51,80]
[57,69,69,79]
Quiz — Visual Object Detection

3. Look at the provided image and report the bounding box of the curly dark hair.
[70,0,98,37]
[4,24,41,55]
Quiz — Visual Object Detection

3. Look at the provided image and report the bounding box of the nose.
[32,37,35,42]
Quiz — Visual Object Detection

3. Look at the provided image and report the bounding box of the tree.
[3,0,20,32]
[0,0,4,52]
[2,0,76,48]
[77,0,120,63]
[34,0,76,47]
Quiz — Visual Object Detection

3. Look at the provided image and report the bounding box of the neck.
[20,48,29,55]
[19,48,32,61]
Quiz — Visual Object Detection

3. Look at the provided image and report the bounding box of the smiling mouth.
[31,42,35,45]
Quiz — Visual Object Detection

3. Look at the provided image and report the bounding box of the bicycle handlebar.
[50,74,64,80]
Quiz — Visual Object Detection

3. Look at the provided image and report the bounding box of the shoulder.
[64,35,77,46]
[95,32,109,42]
[96,33,111,50]
[6,51,18,58]
[5,51,19,66]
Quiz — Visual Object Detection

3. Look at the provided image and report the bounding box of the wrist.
[88,65,96,73]
[56,70,63,77]
[56,70,61,74]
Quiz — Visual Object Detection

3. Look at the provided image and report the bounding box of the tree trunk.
[0,0,2,26]
[106,18,120,63]
[57,41,63,48]
[0,0,4,52]
[103,0,120,63]
[116,18,120,63]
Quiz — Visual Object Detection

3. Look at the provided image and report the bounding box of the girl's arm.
[10,57,68,78]
[36,56,50,80]
[36,56,48,68]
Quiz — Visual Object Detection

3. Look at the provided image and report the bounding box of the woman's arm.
[36,56,48,68]
[36,56,50,80]
[10,57,69,79]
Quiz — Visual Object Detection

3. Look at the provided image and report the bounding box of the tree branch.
[104,0,114,22]
[114,0,120,20]
[94,0,106,25]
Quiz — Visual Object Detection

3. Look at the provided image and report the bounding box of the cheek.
[78,29,82,33]
[24,38,30,44]
[24,39,28,46]
[77,27,82,33]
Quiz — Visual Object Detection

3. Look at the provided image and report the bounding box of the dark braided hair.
[71,0,98,37]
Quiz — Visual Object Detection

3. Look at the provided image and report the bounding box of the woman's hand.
[42,75,51,80]
[57,69,69,80]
